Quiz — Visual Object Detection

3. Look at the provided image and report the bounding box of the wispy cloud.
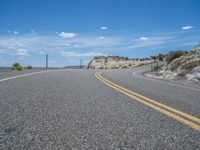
[73,44,81,48]
[0,34,120,59]
[127,36,176,49]
[181,26,194,30]
[100,26,108,30]
[61,50,107,57]
[17,48,29,56]
[0,49,5,53]
[65,43,71,47]
[59,32,77,39]
[30,29,37,34]
[179,41,199,46]
[0,30,200,67]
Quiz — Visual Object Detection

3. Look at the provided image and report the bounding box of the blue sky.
[0,0,200,67]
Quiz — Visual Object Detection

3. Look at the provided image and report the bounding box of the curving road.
[0,66,200,149]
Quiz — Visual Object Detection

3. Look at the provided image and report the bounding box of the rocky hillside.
[86,56,153,69]
[161,44,200,82]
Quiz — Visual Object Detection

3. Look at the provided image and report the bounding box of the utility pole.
[156,61,158,76]
[46,54,48,69]
[80,58,82,69]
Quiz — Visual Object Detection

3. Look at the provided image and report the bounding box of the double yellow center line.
[95,72,200,131]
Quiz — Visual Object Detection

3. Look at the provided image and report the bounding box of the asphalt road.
[0,67,200,149]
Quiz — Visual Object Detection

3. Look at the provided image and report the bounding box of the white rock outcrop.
[86,56,153,69]
[162,44,200,82]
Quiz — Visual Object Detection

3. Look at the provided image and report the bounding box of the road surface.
[0,66,200,149]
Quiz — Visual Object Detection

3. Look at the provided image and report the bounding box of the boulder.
[186,66,200,82]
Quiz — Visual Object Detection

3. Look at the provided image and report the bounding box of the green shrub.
[110,66,118,69]
[12,62,23,71]
[91,66,95,69]
[151,56,157,60]
[166,51,185,64]
[27,65,32,69]
[121,66,128,68]
[158,53,165,61]
[17,66,23,71]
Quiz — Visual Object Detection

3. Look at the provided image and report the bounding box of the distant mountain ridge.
[63,66,84,69]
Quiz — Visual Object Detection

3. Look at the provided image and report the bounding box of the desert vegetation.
[12,63,32,71]
[12,62,23,71]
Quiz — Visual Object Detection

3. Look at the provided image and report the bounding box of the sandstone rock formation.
[162,44,200,82]
[86,56,153,69]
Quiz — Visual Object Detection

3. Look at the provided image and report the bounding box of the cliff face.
[163,44,200,82]
[86,56,153,69]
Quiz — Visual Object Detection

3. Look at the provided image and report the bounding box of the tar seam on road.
[132,71,200,92]
[95,72,200,131]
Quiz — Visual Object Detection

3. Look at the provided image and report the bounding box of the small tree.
[12,62,22,71]
[166,51,185,64]
[151,56,157,62]
[158,53,164,61]
[27,65,32,69]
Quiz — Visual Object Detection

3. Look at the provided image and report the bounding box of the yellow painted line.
[97,72,200,124]
[95,72,200,131]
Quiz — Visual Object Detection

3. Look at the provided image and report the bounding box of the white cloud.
[39,51,44,54]
[17,49,29,56]
[73,44,81,48]
[140,37,148,41]
[181,26,194,30]
[59,32,77,39]
[31,29,35,33]
[14,31,19,34]
[61,50,107,57]
[100,26,108,30]
[98,36,105,39]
